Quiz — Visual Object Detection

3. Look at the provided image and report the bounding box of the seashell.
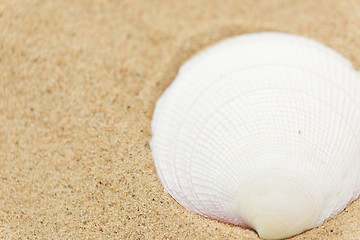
[150,32,360,239]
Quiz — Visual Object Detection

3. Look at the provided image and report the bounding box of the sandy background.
[1,0,360,239]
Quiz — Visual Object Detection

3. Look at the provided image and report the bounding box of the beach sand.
[1,0,360,239]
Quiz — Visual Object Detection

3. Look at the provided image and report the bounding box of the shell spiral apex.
[150,32,360,239]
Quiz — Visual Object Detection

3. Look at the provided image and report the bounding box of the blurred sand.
[1,0,360,239]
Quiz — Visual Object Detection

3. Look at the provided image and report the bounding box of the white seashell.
[150,32,360,239]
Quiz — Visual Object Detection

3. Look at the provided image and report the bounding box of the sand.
[1,0,360,239]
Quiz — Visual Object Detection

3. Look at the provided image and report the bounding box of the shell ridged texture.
[151,32,360,239]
